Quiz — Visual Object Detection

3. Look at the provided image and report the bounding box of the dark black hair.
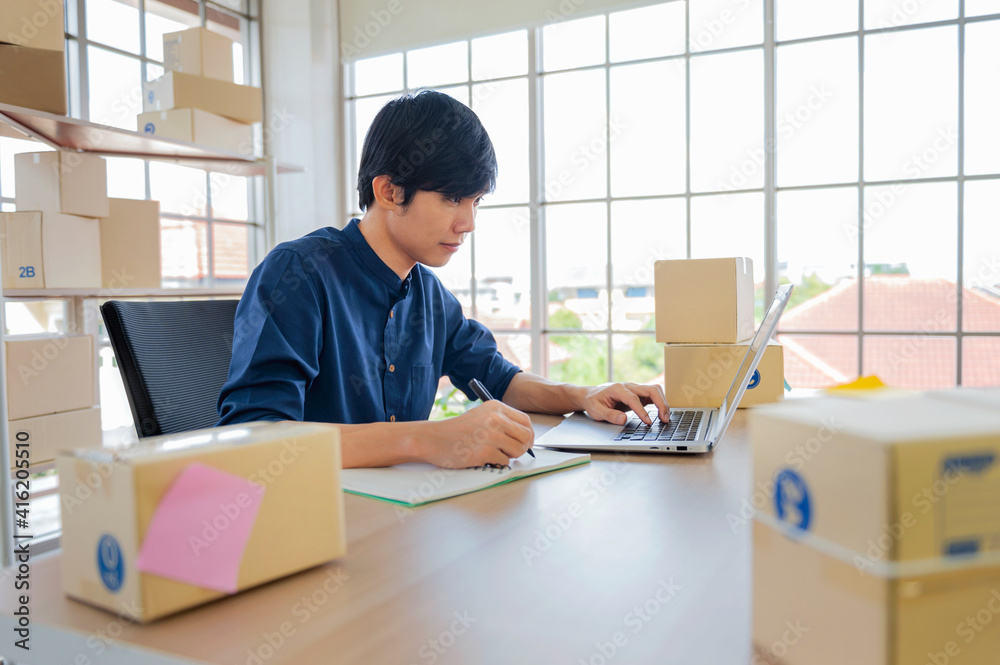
[357,90,497,210]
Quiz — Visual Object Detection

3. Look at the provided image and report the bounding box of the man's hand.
[416,400,535,468]
[575,382,670,426]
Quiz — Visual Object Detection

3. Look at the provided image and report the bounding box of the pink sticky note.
[136,462,265,593]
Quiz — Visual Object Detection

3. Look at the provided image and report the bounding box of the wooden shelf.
[0,102,303,176]
[3,287,244,299]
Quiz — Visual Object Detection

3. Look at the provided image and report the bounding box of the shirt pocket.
[409,364,438,421]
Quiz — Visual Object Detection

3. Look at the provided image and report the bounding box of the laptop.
[536,284,794,454]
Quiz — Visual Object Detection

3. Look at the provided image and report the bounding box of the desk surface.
[2,413,758,665]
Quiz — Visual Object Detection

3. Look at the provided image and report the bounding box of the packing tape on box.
[755,511,1000,579]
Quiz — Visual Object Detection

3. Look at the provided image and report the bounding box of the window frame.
[343,0,1000,389]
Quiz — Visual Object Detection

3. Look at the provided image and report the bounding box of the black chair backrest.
[100,299,239,438]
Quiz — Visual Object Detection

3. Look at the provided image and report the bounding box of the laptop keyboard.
[613,410,703,442]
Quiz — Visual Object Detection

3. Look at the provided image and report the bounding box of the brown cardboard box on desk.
[663,340,783,408]
[0,43,66,115]
[8,407,102,469]
[0,0,66,52]
[57,421,347,623]
[750,390,1000,665]
[14,152,110,218]
[99,198,162,289]
[654,257,755,343]
[1,211,102,288]
[162,26,234,82]
[5,334,95,421]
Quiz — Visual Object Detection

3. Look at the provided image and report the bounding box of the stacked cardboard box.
[100,198,162,289]
[138,27,259,155]
[6,334,101,467]
[750,390,1000,665]
[654,257,784,408]
[2,152,107,289]
[0,0,67,114]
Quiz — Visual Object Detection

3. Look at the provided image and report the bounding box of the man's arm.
[339,400,534,468]
[501,372,670,426]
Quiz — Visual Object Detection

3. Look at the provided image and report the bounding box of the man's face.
[386,189,483,268]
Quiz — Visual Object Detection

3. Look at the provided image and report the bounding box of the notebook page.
[341,448,590,506]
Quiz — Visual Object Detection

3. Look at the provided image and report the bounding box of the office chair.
[100,299,240,438]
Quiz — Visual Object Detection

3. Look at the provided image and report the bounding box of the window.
[345,1,1000,396]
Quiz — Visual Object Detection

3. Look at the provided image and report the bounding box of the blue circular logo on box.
[143,123,155,134]
[97,534,124,592]
[774,468,811,531]
[747,369,761,389]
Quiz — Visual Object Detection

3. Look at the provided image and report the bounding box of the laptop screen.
[715,284,794,432]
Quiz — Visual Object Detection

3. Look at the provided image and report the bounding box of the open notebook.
[341,448,591,507]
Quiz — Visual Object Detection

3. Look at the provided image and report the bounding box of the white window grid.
[342,1,1000,387]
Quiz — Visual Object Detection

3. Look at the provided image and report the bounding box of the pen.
[469,378,535,458]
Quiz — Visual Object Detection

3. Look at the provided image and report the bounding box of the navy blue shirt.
[217,219,521,425]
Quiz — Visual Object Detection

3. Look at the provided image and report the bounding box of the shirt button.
[389,364,395,372]
[390,415,395,422]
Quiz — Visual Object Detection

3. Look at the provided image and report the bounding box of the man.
[218,90,668,468]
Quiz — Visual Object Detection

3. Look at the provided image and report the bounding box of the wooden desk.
[1,413,756,665]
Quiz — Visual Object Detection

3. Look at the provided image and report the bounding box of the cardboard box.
[751,390,1000,664]
[99,198,162,289]
[57,421,347,622]
[663,340,783,409]
[0,43,66,115]
[654,257,755,343]
[143,71,262,125]
[8,407,102,469]
[750,391,1000,563]
[5,334,95,421]
[162,27,234,82]
[1,211,43,288]
[753,519,1000,665]
[14,151,109,218]
[137,108,254,155]
[0,0,65,52]
[0,211,102,288]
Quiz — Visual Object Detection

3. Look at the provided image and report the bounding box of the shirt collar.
[342,219,412,299]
